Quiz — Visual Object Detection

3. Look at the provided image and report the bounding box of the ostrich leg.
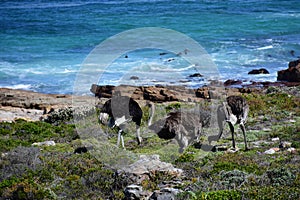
[117,130,125,149]
[208,102,227,144]
[228,122,236,149]
[136,125,142,145]
[240,123,249,150]
[176,125,189,153]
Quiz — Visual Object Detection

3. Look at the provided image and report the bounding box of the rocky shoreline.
[1,80,299,122]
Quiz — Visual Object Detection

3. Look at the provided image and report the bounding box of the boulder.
[248,68,269,75]
[124,185,145,200]
[121,154,183,185]
[90,84,114,98]
[224,79,242,87]
[150,187,182,200]
[195,87,210,99]
[142,87,178,102]
[277,59,300,82]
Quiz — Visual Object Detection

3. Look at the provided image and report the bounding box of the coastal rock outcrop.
[0,88,97,122]
[224,79,243,87]
[143,86,179,102]
[248,68,269,75]
[277,59,300,82]
[90,84,203,102]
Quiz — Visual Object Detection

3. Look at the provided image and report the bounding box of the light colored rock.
[121,154,183,184]
[263,128,272,132]
[280,141,292,148]
[32,140,56,146]
[264,148,279,154]
[287,147,296,153]
[227,147,240,153]
[0,106,44,122]
[264,149,275,154]
[271,137,280,141]
[150,187,182,200]
[0,88,99,122]
[1,152,9,158]
[124,184,143,200]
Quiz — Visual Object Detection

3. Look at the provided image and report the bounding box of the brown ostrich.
[209,95,249,150]
[148,103,210,153]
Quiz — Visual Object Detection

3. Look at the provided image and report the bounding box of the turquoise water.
[1,0,300,94]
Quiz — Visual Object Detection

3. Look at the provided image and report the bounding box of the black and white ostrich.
[208,95,249,150]
[99,95,143,149]
[148,103,210,153]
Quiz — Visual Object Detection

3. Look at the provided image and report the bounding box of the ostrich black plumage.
[209,95,249,150]
[99,96,143,148]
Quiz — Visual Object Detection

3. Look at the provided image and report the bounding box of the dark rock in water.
[159,52,168,56]
[224,79,243,86]
[130,76,139,80]
[188,73,203,78]
[277,59,300,82]
[248,68,269,75]
[290,50,295,57]
[179,79,190,83]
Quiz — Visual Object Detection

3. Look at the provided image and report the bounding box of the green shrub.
[165,102,181,112]
[242,186,300,200]
[266,168,295,186]
[219,170,247,189]
[178,190,242,200]
[175,152,195,163]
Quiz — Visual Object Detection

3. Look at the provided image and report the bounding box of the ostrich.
[148,103,210,153]
[99,95,143,149]
[208,95,249,150]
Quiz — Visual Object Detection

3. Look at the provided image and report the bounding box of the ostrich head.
[99,113,114,127]
[99,112,109,124]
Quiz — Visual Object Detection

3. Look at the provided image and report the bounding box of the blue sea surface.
[1,0,300,94]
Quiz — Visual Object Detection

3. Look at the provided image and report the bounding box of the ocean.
[1,0,300,95]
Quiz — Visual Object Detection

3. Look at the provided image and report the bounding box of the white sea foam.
[257,45,273,50]
[1,84,32,90]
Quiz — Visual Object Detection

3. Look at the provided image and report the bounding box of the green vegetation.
[1,87,300,199]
